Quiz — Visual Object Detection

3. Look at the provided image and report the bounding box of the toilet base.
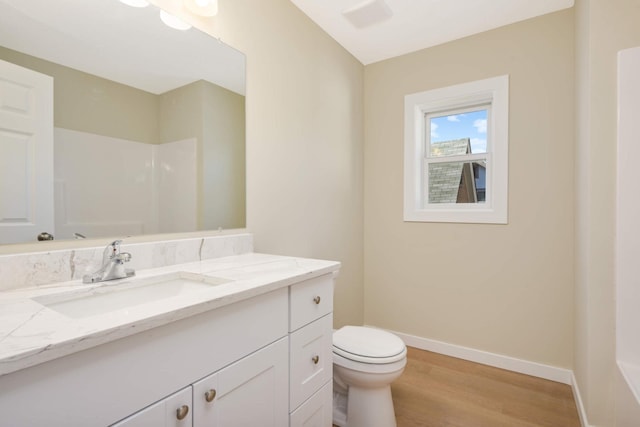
[332,390,348,427]
[333,383,397,427]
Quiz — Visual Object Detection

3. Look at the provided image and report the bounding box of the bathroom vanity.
[0,235,338,426]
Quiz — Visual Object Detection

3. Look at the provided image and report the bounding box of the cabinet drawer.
[289,274,334,332]
[289,382,333,427]
[289,314,333,410]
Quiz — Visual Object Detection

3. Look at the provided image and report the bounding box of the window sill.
[404,206,507,224]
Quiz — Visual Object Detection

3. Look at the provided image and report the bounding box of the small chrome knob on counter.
[312,355,320,364]
[204,389,217,403]
[313,296,321,304]
[176,405,189,420]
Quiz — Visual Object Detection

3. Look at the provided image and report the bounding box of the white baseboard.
[378,328,573,384]
[571,372,592,427]
[375,328,595,426]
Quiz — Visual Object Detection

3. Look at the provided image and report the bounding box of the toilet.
[332,326,407,427]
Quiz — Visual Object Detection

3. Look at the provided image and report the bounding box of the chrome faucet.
[83,240,135,284]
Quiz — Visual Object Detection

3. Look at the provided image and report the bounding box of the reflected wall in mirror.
[0,0,246,245]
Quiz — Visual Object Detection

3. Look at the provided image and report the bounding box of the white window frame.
[404,75,509,224]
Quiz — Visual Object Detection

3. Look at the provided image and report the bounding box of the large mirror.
[0,0,246,245]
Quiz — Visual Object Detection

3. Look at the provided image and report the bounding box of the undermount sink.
[33,272,233,319]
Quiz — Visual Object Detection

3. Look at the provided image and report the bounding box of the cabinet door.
[111,387,192,427]
[192,337,288,427]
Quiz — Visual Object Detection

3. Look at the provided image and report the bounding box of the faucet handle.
[109,240,123,257]
[111,240,132,264]
[101,240,123,264]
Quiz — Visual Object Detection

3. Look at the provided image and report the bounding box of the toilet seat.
[333,326,406,364]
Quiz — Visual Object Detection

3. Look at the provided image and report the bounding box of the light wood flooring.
[389,347,581,427]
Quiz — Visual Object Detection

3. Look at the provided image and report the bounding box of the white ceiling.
[290,0,575,65]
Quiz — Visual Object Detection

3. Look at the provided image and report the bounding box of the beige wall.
[0,46,159,144]
[200,81,246,230]
[151,0,366,327]
[220,0,365,327]
[364,10,575,368]
[159,80,246,230]
[574,0,640,425]
[160,81,208,226]
[159,81,204,145]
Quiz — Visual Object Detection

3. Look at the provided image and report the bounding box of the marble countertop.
[0,252,340,377]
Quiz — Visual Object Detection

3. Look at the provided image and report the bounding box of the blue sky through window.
[430,109,487,154]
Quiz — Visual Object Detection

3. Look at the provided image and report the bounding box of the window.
[404,75,509,224]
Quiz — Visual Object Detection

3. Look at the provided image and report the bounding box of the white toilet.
[332,326,407,427]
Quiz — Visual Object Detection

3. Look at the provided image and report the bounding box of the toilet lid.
[333,326,406,364]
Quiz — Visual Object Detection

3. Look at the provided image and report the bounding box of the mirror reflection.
[0,0,246,245]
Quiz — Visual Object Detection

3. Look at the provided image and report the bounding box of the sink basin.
[33,272,232,319]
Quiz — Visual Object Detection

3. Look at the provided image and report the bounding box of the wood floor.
[389,347,581,427]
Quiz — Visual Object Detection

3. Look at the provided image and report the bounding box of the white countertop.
[0,253,340,377]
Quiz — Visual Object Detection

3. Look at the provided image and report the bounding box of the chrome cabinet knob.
[176,405,189,420]
[204,389,217,403]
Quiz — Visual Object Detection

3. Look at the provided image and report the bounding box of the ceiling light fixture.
[183,0,218,17]
[119,0,150,7]
[160,9,192,30]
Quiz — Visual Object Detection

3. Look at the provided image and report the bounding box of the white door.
[111,386,192,427]
[192,337,289,427]
[0,58,54,244]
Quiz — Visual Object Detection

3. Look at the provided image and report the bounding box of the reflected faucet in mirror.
[83,240,135,284]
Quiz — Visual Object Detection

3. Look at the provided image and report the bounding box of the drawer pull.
[313,296,321,304]
[176,405,189,421]
[205,389,217,403]
[312,355,320,364]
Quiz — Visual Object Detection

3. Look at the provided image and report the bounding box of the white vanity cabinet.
[289,273,335,427]
[0,268,338,427]
[111,272,336,427]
